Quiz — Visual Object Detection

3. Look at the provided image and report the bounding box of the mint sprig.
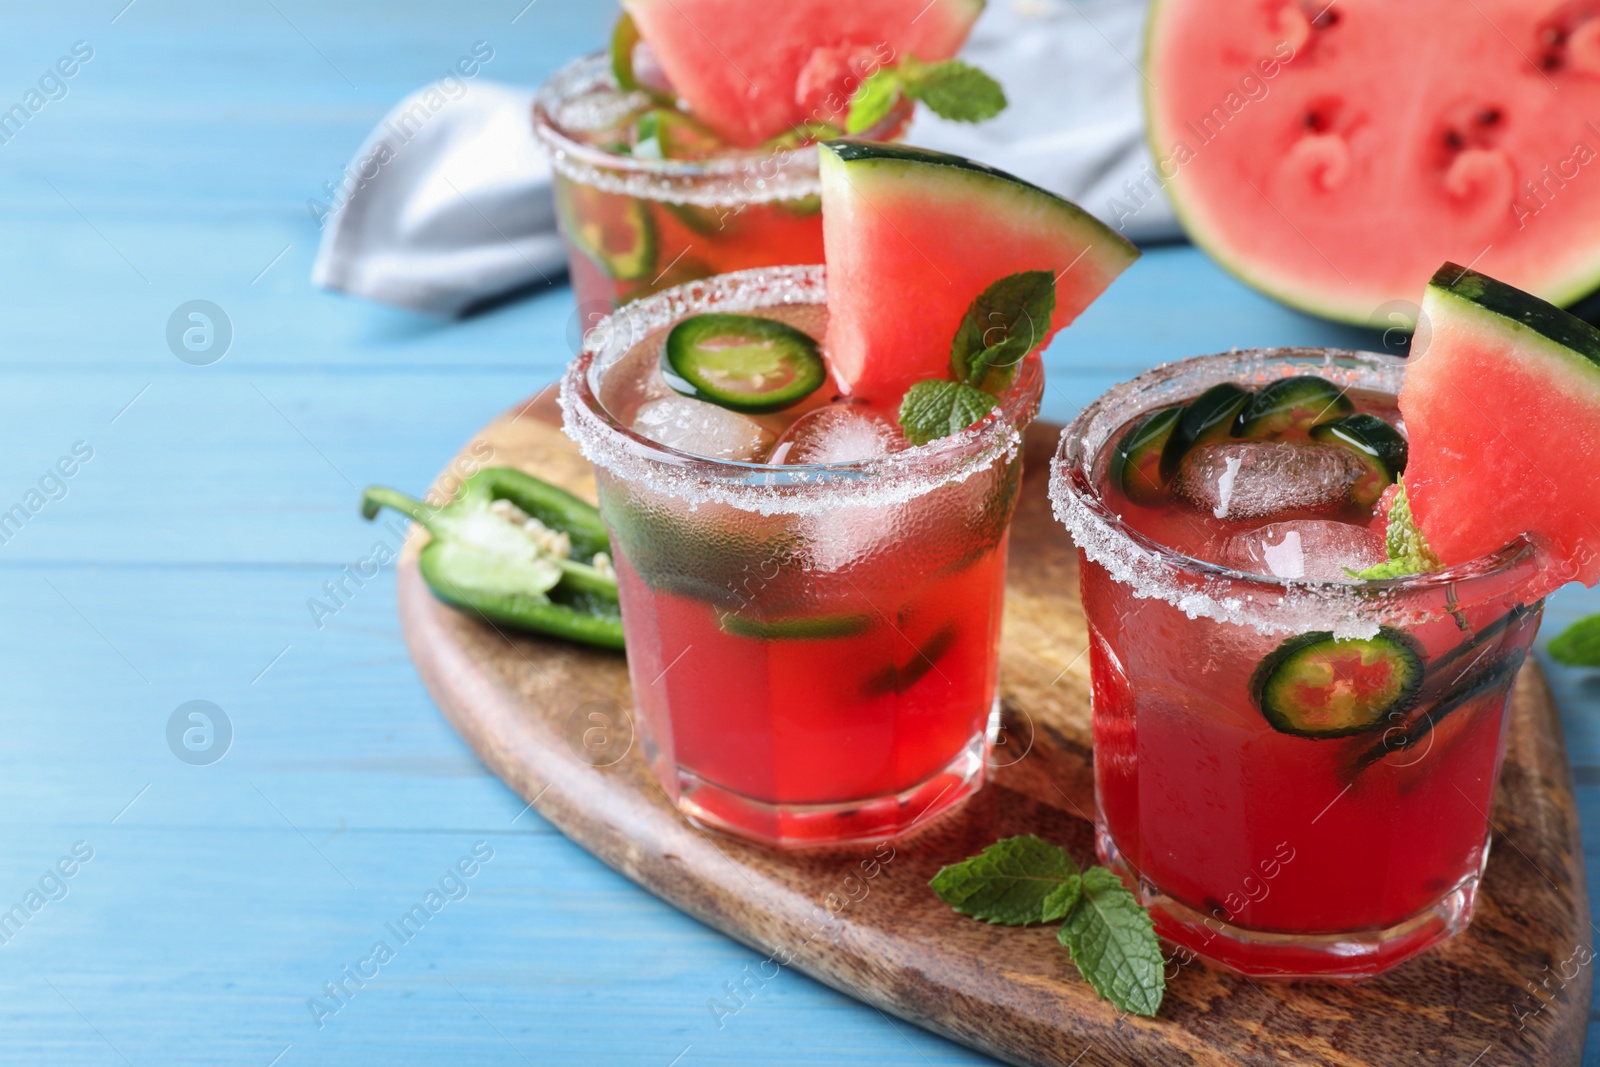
[1550,614,1600,667]
[951,270,1056,393]
[846,69,904,135]
[846,55,1007,134]
[1354,478,1443,580]
[929,835,1082,925]
[898,380,998,446]
[898,272,1056,446]
[931,835,1165,1017]
[901,56,1008,123]
[1057,867,1165,1017]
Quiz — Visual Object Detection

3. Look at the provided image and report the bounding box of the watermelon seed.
[1298,0,1340,30]
[1477,108,1502,127]
[1303,97,1342,133]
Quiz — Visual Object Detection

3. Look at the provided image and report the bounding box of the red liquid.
[539,55,913,315]
[586,300,1032,846]
[558,173,826,312]
[1084,388,1541,976]
[612,533,1007,841]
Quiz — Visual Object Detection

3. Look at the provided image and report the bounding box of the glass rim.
[532,53,912,207]
[559,264,1043,517]
[1048,347,1543,639]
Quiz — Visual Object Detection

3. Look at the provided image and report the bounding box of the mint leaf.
[929,837,1166,1017]
[902,59,1007,123]
[1057,867,1165,1017]
[846,69,901,135]
[1380,478,1440,566]
[950,271,1056,392]
[1355,478,1442,580]
[847,56,1006,134]
[1351,558,1423,581]
[1550,614,1600,667]
[898,380,1000,446]
[930,835,1082,925]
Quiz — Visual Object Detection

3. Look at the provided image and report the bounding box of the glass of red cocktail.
[534,55,910,316]
[1050,348,1544,977]
[561,265,1041,847]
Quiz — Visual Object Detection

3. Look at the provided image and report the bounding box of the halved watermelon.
[820,141,1140,403]
[1401,263,1600,590]
[1146,0,1600,324]
[620,0,984,147]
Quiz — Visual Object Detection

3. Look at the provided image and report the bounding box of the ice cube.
[802,503,890,571]
[1217,520,1388,581]
[632,396,775,461]
[771,406,907,568]
[1175,442,1366,521]
[768,404,902,465]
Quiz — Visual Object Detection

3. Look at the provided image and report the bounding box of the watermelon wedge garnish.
[1400,263,1600,591]
[1146,0,1600,323]
[619,0,985,146]
[819,141,1140,404]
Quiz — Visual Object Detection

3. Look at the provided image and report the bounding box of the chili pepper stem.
[361,486,438,533]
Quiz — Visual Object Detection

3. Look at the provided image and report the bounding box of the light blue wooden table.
[4,2,1597,1064]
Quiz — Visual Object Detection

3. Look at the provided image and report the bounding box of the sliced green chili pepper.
[362,467,625,650]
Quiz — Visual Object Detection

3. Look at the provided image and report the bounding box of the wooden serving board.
[397,387,1590,1067]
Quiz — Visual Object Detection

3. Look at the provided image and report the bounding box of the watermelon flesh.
[1146,0,1600,323]
[820,142,1140,405]
[621,0,984,146]
[1401,264,1600,593]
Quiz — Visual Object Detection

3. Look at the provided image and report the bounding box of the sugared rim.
[1048,347,1543,639]
[559,265,1043,517]
[531,54,911,208]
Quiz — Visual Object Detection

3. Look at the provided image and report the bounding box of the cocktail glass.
[561,265,1041,847]
[533,54,910,318]
[1049,348,1545,978]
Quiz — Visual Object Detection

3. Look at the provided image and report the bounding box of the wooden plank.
[398,390,1591,1067]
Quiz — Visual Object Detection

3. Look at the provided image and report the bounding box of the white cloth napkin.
[312,0,1173,315]
[310,80,565,316]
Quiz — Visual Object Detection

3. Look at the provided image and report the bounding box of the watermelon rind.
[821,141,1140,276]
[819,140,1139,401]
[1406,263,1600,588]
[1143,0,1600,326]
[1427,264,1600,370]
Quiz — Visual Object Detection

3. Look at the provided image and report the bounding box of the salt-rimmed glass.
[1049,348,1546,978]
[560,265,1042,847]
[534,54,911,318]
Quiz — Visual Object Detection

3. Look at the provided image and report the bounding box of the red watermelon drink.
[1052,346,1548,977]
[560,144,1137,846]
[534,54,877,315]
[534,0,1000,315]
[563,266,1040,844]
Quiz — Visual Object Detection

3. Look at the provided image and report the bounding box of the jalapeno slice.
[1310,412,1408,506]
[1251,628,1424,738]
[661,313,826,414]
[1110,405,1182,504]
[555,180,657,283]
[1233,375,1354,439]
[1158,382,1252,482]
